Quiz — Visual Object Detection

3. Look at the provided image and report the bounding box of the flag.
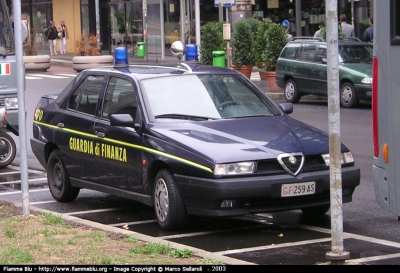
[0,63,10,75]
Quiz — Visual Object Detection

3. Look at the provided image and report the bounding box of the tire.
[284,79,301,103]
[340,82,359,108]
[47,150,80,202]
[0,132,16,168]
[154,169,188,230]
[301,204,330,216]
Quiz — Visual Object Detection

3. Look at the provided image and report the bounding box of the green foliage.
[261,23,287,71]
[170,249,192,258]
[231,20,255,67]
[244,17,261,36]
[253,18,273,64]
[199,22,225,65]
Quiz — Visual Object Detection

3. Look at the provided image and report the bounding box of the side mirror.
[279,103,293,114]
[110,114,141,131]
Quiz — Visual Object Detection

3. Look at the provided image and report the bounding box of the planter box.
[23,55,51,72]
[72,55,114,72]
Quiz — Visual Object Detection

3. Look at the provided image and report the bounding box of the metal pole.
[295,0,302,36]
[180,0,186,44]
[226,7,230,69]
[13,0,30,216]
[195,0,200,60]
[325,0,349,264]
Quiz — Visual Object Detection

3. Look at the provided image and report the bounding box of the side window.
[280,43,301,59]
[315,46,327,63]
[66,75,104,116]
[102,77,137,119]
[300,44,317,62]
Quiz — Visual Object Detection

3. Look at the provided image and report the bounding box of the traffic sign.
[214,0,235,7]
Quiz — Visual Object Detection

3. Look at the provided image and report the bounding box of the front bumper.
[175,166,360,217]
[354,84,372,101]
[5,109,18,131]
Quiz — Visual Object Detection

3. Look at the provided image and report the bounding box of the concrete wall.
[52,0,81,54]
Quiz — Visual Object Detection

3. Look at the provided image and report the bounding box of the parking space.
[1,166,400,265]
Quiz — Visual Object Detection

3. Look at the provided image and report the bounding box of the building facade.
[12,0,371,59]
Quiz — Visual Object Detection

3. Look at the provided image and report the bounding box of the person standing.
[340,14,355,38]
[57,21,69,54]
[363,18,373,42]
[46,21,58,55]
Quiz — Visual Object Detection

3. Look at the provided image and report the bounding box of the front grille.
[257,155,328,175]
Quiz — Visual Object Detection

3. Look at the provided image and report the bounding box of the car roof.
[287,36,371,46]
[80,63,238,81]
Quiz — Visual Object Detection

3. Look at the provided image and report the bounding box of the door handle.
[57,123,64,128]
[312,69,316,73]
[96,131,105,138]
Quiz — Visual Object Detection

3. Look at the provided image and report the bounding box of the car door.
[292,43,317,94]
[54,74,105,180]
[92,76,145,192]
[310,45,328,95]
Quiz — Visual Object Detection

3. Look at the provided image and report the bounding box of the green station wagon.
[276,37,373,108]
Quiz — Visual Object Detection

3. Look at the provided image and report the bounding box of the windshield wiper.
[154,114,217,121]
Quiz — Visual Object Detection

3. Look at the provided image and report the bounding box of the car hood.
[340,63,372,77]
[147,116,344,163]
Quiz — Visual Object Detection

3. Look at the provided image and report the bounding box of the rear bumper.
[276,73,285,88]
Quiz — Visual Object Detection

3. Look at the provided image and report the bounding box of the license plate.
[281,181,316,197]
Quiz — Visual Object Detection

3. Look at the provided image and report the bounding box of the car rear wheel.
[154,169,188,230]
[340,82,359,108]
[47,149,80,202]
[284,79,301,103]
[301,204,330,216]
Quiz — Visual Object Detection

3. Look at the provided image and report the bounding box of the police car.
[31,41,360,230]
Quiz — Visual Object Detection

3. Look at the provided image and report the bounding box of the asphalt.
[39,49,286,100]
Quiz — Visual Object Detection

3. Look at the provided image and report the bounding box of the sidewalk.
[40,50,285,100]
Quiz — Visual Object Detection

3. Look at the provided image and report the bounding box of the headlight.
[5,98,18,110]
[322,152,354,166]
[214,162,256,175]
[361,78,372,84]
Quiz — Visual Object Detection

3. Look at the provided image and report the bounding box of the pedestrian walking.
[46,21,58,55]
[363,18,373,43]
[340,14,355,38]
[57,21,69,54]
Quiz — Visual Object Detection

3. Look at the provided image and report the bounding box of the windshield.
[141,74,282,121]
[338,44,373,63]
[0,0,15,55]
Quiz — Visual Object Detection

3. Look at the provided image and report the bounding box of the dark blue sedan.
[30,46,360,230]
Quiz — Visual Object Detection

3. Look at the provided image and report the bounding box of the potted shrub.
[72,34,114,72]
[261,23,287,91]
[199,22,225,65]
[231,20,255,78]
[253,18,272,80]
[23,27,51,72]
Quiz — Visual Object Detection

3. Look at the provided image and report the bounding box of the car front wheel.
[47,149,80,202]
[154,169,188,230]
[284,79,301,103]
[340,82,359,108]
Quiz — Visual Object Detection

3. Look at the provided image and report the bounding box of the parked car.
[31,43,360,231]
[276,37,373,108]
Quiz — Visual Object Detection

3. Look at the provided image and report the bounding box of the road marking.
[109,220,157,227]
[0,178,47,185]
[64,207,128,215]
[0,188,49,195]
[31,200,57,205]
[27,73,69,79]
